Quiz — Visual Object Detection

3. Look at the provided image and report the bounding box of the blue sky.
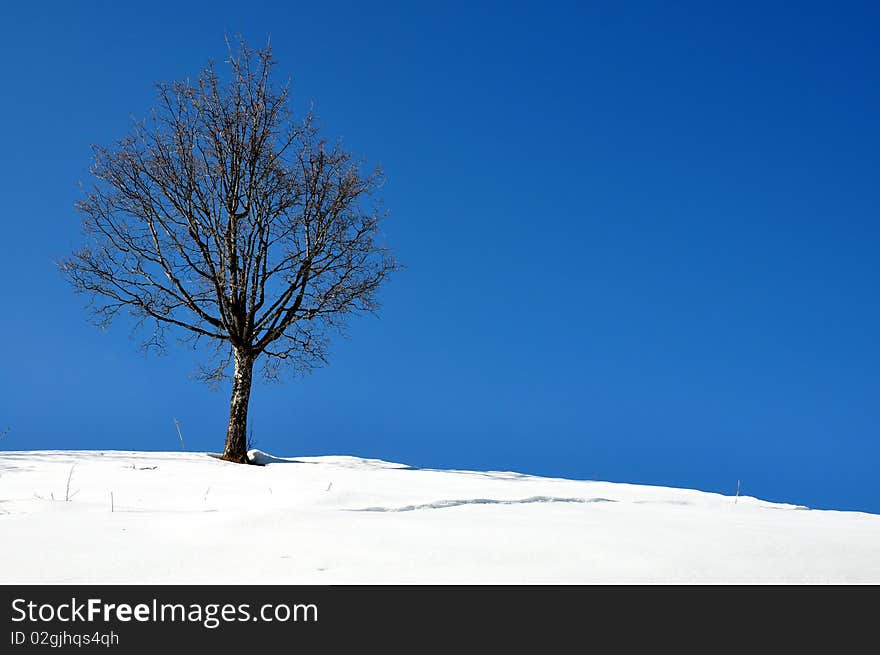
[1,1,878,512]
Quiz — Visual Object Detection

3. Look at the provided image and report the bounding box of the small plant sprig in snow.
[65,465,79,502]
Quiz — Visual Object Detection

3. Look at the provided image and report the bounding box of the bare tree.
[61,39,398,463]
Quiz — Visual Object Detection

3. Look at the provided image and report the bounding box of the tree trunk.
[221,350,254,463]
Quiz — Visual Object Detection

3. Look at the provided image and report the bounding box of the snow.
[1,449,878,584]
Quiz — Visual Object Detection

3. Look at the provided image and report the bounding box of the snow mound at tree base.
[247,449,290,466]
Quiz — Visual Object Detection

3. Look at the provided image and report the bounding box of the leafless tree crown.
[62,40,398,382]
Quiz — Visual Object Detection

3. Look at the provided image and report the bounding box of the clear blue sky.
[1,1,878,513]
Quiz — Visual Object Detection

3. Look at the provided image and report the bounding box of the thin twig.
[174,418,186,450]
[65,465,76,502]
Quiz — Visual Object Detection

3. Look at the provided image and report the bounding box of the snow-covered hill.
[1,450,878,583]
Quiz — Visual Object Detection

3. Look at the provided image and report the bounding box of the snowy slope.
[1,450,878,584]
